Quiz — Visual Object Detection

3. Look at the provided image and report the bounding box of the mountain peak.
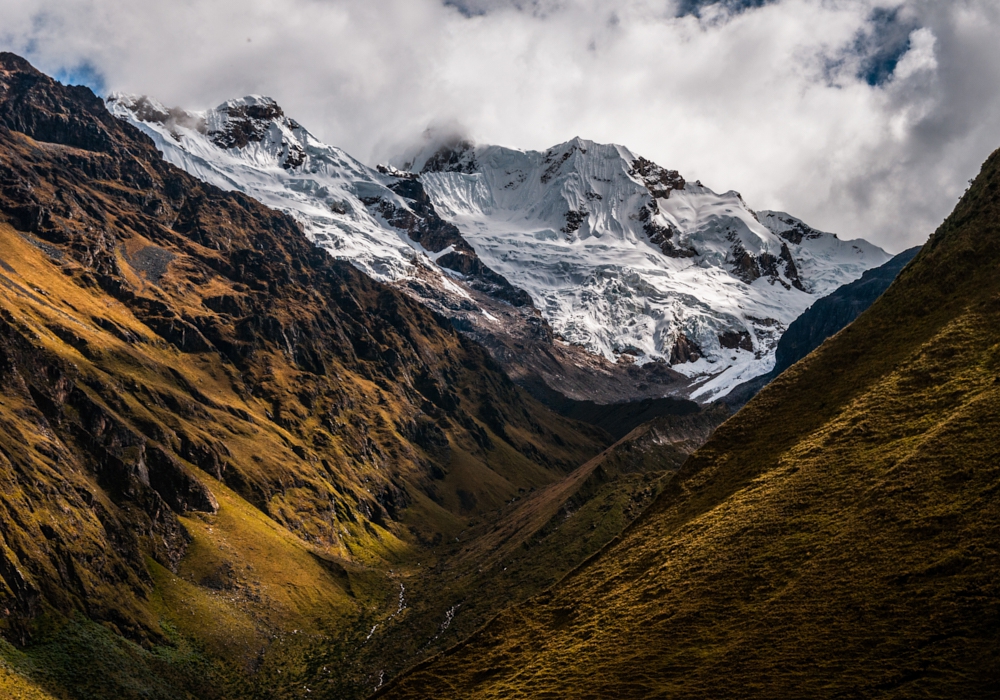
[556,135,593,151]
[216,94,281,111]
[0,52,40,75]
[394,135,889,398]
[205,95,289,150]
[401,136,477,174]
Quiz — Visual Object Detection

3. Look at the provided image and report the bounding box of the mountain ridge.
[108,94,890,401]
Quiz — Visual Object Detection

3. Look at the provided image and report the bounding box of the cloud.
[675,0,778,19]
[844,5,921,87]
[1,0,998,251]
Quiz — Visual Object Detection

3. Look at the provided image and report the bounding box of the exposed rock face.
[729,238,805,291]
[207,99,286,149]
[630,156,686,199]
[413,139,478,174]
[724,246,921,408]
[718,330,754,352]
[561,209,588,235]
[360,176,533,307]
[669,333,702,365]
[761,210,827,245]
[641,204,698,259]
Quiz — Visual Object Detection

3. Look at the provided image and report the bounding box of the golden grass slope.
[0,52,608,698]
[379,151,1000,698]
[312,407,725,693]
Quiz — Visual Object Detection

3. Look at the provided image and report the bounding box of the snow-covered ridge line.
[109,94,889,400]
[399,136,890,399]
[108,92,441,283]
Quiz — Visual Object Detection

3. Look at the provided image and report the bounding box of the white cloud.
[893,26,937,81]
[1,0,998,251]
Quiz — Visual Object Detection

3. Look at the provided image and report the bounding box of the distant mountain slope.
[725,245,921,406]
[108,96,889,401]
[379,147,1000,698]
[771,245,920,374]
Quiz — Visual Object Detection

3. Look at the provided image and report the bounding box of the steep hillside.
[380,147,1000,698]
[0,53,609,698]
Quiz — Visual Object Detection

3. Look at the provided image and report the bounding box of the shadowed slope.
[290,406,725,696]
[379,149,1000,698]
[725,245,922,407]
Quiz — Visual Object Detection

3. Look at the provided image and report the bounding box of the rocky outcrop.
[762,210,827,245]
[718,330,753,352]
[367,177,533,306]
[207,99,285,149]
[729,238,805,291]
[413,139,478,174]
[640,203,697,258]
[383,177,474,254]
[669,332,702,364]
[561,209,588,235]
[630,157,686,199]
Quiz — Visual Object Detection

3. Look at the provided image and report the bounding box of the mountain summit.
[404,137,889,398]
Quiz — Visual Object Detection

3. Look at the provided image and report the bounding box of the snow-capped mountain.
[108,95,889,401]
[401,138,889,399]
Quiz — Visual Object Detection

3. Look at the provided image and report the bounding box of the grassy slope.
[0,54,610,699]
[379,152,1000,699]
[309,407,726,693]
[0,220,359,697]
[0,215,609,696]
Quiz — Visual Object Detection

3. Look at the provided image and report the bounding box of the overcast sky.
[2,0,999,252]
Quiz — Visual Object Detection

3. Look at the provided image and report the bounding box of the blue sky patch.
[674,0,776,18]
[52,62,107,96]
[854,7,917,86]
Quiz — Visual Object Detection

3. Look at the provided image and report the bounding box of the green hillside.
[380,148,1000,698]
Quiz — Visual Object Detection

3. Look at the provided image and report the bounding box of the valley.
[0,48,993,700]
